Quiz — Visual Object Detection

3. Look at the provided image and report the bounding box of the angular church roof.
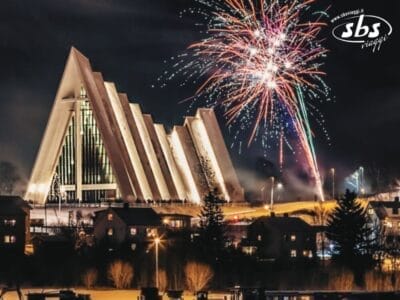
[25,48,244,204]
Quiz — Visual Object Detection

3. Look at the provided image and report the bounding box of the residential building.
[367,197,400,245]
[93,205,163,250]
[0,196,31,255]
[244,215,316,261]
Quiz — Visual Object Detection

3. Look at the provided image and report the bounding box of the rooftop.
[98,207,162,226]
[251,215,313,231]
[0,195,31,215]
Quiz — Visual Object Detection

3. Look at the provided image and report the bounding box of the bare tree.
[184,261,214,293]
[108,260,134,289]
[327,268,354,291]
[82,268,98,289]
[158,269,168,293]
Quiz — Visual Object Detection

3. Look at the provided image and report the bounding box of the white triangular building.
[25,48,244,204]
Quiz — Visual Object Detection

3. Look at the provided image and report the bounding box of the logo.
[331,9,392,52]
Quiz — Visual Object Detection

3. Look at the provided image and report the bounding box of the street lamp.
[270,177,275,211]
[330,168,335,200]
[154,237,160,289]
[276,182,283,201]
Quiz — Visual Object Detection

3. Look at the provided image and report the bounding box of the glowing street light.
[270,177,275,211]
[330,168,335,200]
[154,237,160,289]
[276,182,283,202]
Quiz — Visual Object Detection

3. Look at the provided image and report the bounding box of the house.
[93,205,163,251]
[367,197,400,245]
[0,196,31,255]
[244,215,316,261]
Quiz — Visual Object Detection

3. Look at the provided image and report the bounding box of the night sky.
[0,0,399,195]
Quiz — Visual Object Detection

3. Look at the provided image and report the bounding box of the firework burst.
[163,0,330,200]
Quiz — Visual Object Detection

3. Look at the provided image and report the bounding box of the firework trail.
[164,0,329,200]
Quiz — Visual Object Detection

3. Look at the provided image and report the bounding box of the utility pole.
[154,237,160,289]
[331,168,335,200]
[270,176,275,211]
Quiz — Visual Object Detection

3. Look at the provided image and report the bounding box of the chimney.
[123,202,130,210]
[283,213,289,217]
[270,212,276,217]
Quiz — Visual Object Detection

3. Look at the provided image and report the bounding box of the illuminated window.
[257,235,262,241]
[131,243,137,251]
[80,86,87,99]
[168,220,184,228]
[368,208,374,215]
[4,219,16,226]
[242,246,257,255]
[107,213,113,221]
[107,228,113,236]
[386,221,393,228]
[398,222,400,228]
[290,249,297,257]
[4,235,16,244]
[290,234,296,241]
[303,250,313,258]
[130,227,137,236]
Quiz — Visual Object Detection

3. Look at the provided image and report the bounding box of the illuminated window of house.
[170,220,183,228]
[290,249,297,257]
[131,243,136,251]
[386,221,393,228]
[398,221,400,228]
[4,235,16,244]
[290,234,296,241]
[4,219,16,226]
[130,227,137,236]
[368,208,374,215]
[107,228,113,236]
[107,213,113,221]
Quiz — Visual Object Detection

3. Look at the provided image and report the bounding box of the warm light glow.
[131,104,171,200]
[154,124,187,200]
[187,116,230,201]
[170,128,202,204]
[105,83,152,200]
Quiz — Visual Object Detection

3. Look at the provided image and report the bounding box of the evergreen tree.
[326,189,377,284]
[198,189,226,261]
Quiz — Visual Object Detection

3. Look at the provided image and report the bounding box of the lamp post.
[330,168,335,200]
[154,237,160,289]
[270,176,275,211]
[276,182,283,201]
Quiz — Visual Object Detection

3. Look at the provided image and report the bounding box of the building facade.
[93,206,163,251]
[0,196,31,255]
[367,197,400,245]
[25,48,244,204]
[244,215,316,261]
